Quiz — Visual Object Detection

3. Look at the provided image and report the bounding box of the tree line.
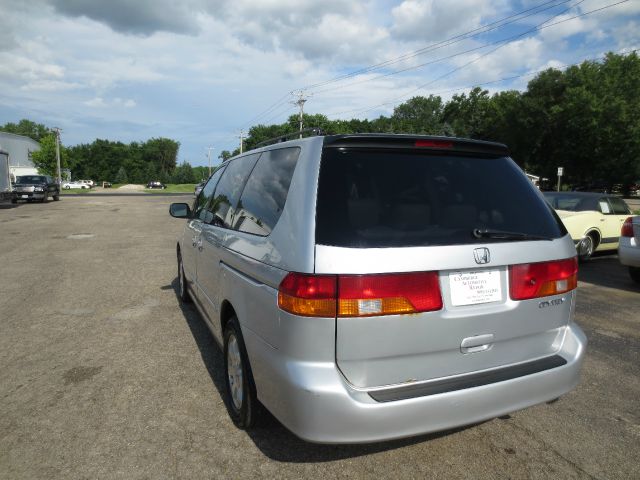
[236,51,640,192]
[2,51,638,190]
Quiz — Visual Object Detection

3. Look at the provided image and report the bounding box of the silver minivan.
[169,134,586,444]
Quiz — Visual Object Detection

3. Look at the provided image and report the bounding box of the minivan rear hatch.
[314,136,573,389]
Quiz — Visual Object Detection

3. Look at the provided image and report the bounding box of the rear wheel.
[578,233,596,262]
[223,316,260,429]
[41,194,48,203]
[53,193,60,201]
[629,267,640,284]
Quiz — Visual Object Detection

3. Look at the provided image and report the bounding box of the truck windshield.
[16,176,47,184]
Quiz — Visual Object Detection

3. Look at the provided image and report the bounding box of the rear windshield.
[315,149,564,248]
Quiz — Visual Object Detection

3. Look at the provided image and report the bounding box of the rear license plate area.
[449,269,502,306]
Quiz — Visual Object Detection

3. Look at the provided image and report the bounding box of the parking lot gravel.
[1,196,638,479]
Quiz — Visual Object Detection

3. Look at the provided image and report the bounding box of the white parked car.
[77,179,95,188]
[619,216,640,284]
[62,181,90,189]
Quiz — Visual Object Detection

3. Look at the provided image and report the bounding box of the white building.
[0,131,40,181]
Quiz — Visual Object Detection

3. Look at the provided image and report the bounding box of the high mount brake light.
[621,217,634,237]
[414,139,453,149]
[278,272,442,317]
[509,258,578,301]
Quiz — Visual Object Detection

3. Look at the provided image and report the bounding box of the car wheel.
[41,194,48,203]
[64,186,70,189]
[629,267,640,284]
[177,252,191,303]
[11,198,17,204]
[53,194,60,201]
[223,316,260,429]
[578,234,596,262]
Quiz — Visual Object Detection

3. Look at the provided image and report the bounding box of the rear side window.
[608,197,630,215]
[207,153,260,228]
[233,147,301,236]
[316,149,565,248]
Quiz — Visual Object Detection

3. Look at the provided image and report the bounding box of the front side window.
[194,166,225,222]
[207,153,260,228]
[233,147,300,236]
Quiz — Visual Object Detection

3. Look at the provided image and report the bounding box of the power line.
[314,0,595,98]
[229,0,571,141]
[327,0,627,119]
[303,0,573,92]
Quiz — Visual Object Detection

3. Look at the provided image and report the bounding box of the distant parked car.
[12,175,60,203]
[619,216,640,284]
[544,192,631,261]
[102,181,112,188]
[194,181,206,196]
[147,181,166,189]
[77,179,95,188]
[62,181,90,190]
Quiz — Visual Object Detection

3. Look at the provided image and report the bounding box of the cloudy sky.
[0,0,638,166]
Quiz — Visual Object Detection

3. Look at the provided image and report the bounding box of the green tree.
[391,95,445,134]
[142,138,180,175]
[31,134,67,175]
[218,150,232,162]
[0,119,51,141]
[172,161,196,183]
[115,166,128,184]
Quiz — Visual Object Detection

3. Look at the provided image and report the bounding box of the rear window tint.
[316,149,564,248]
[233,147,300,236]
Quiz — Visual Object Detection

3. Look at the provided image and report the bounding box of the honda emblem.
[473,247,491,264]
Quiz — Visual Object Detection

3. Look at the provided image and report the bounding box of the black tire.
[41,194,48,203]
[629,267,640,284]
[177,251,192,303]
[578,233,596,262]
[53,193,60,201]
[223,316,260,429]
[11,198,17,204]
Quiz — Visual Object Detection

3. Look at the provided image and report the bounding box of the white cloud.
[391,0,502,42]
[84,97,107,107]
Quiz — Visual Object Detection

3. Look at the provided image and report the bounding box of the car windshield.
[543,193,598,212]
[16,176,46,184]
[316,149,565,248]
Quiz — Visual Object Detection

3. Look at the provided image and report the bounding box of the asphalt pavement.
[1,196,638,479]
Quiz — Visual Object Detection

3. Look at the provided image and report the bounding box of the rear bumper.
[618,238,640,267]
[249,323,587,444]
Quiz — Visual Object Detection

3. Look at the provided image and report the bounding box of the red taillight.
[278,271,442,317]
[621,217,634,237]
[278,273,337,317]
[338,272,442,317]
[415,139,453,149]
[509,258,578,301]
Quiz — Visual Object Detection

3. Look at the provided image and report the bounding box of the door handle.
[461,334,494,354]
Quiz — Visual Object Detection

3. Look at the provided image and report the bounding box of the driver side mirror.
[169,203,191,218]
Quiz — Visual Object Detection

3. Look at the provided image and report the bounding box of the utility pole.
[53,127,62,185]
[239,130,244,154]
[291,91,308,138]
[206,147,214,176]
